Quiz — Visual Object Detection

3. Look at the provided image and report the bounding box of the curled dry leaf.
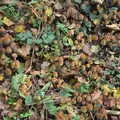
[106,24,120,30]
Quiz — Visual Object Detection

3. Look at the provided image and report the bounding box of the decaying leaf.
[2,17,14,26]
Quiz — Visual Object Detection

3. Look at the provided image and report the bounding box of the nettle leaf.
[77,83,90,93]
[25,96,32,105]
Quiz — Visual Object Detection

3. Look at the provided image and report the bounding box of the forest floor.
[0,0,120,120]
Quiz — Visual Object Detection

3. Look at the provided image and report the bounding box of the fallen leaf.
[14,99,23,111]
[91,90,101,100]
[113,88,120,99]
[106,24,120,30]
[45,7,53,17]
[14,24,25,33]
[17,45,31,57]
[2,17,14,26]
[0,33,13,44]
[0,74,4,81]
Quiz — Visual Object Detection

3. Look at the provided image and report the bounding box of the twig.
[89,112,95,120]
[106,110,120,116]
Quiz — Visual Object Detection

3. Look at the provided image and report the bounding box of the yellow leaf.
[2,17,14,26]
[14,24,25,33]
[0,74,4,81]
[116,104,120,109]
[101,84,112,93]
[113,88,120,99]
[45,7,53,17]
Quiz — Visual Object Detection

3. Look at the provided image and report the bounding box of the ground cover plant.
[0,0,120,120]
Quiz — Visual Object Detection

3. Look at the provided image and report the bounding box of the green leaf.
[84,21,92,31]
[20,111,32,118]
[44,101,57,115]
[73,0,82,4]
[42,32,55,44]
[16,31,33,44]
[63,36,73,46]
[81,4,91,14]
[25,96,32,105]
[77,83,90,93]
[57,22,68,33]
[11,73,27,91]
[72,115,80,120]
[35,39,42,44]
[7,97,16,105]
[36,82,51,96]
[60,86,75,97]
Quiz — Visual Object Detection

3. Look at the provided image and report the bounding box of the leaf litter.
[0,0,120,120]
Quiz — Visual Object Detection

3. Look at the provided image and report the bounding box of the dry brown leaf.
[106,24,120,30]
[14,99,23,111]
[30,71,41,76]
[91,90,101,100]
[17,45,31,57]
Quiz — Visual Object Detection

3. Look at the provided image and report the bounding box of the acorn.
[86,103,93,111]
[6,47,12,54]
[80,106,87,113]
